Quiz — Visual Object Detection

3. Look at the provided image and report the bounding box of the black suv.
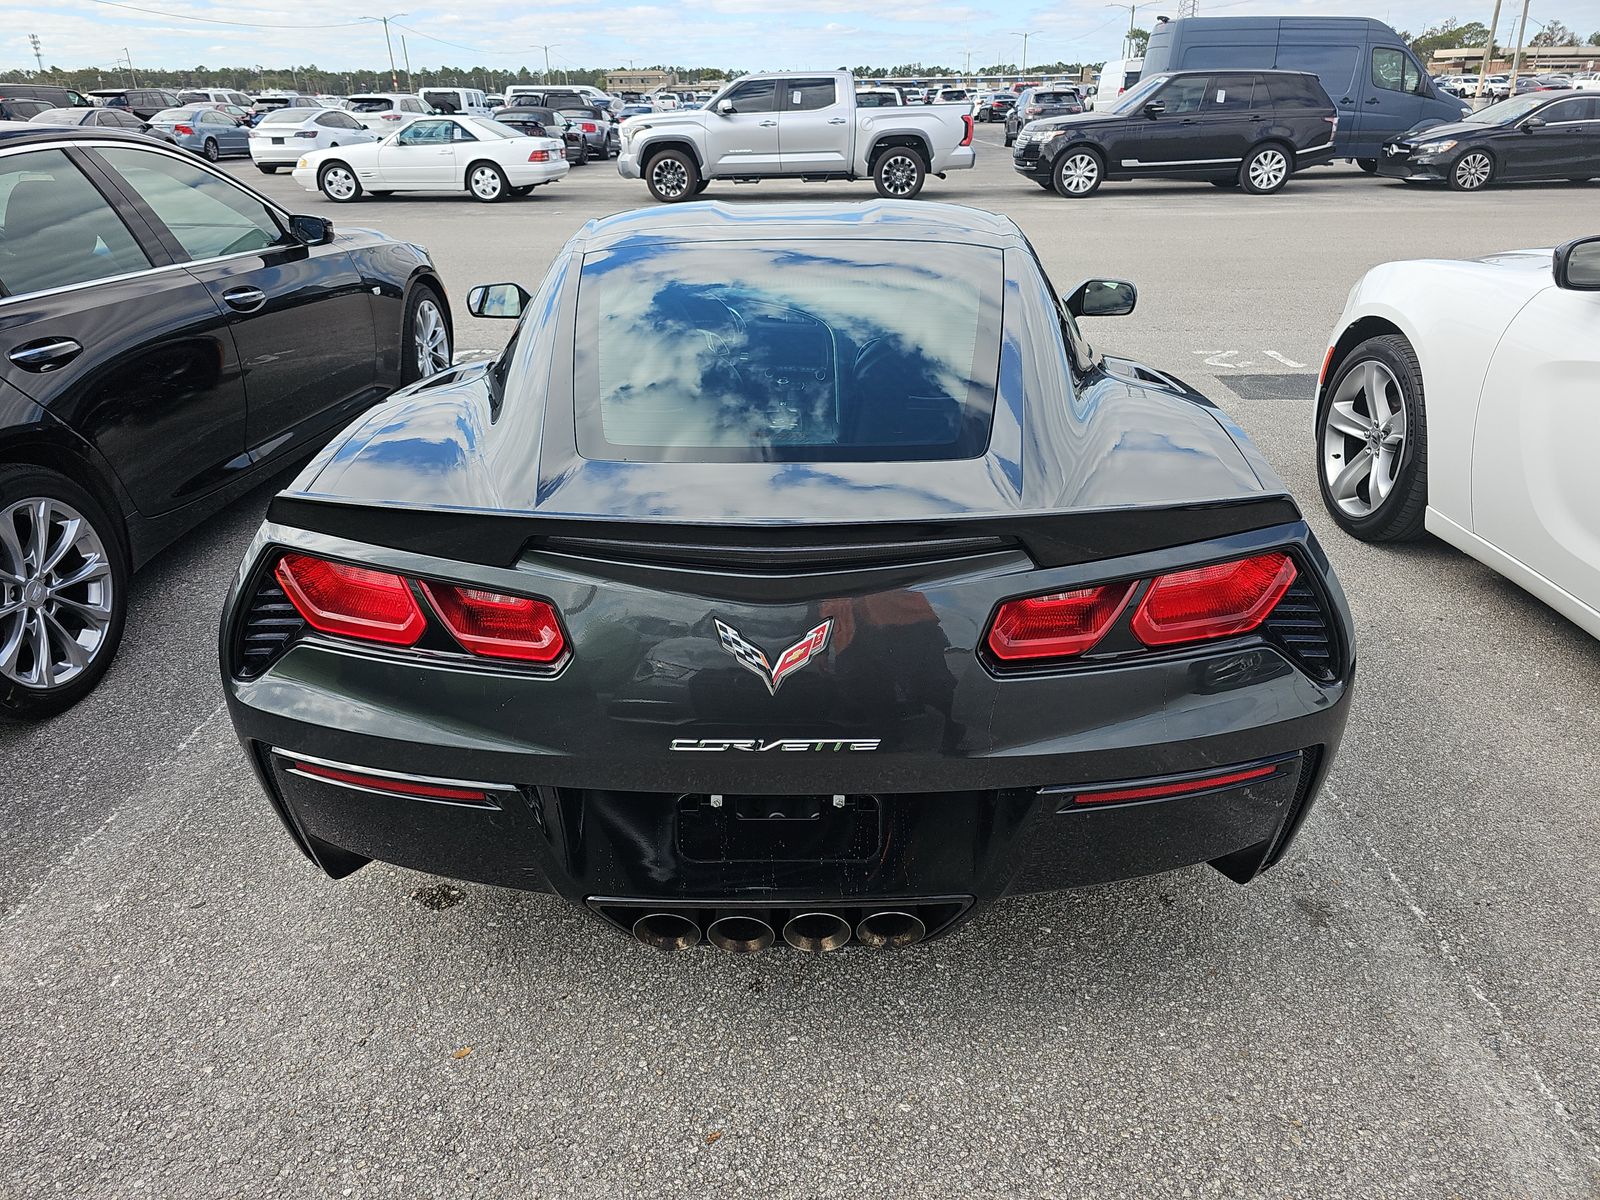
[86,89,182,120]
[1005,88,1084,146]
[1013,69,1338,197]
[0,126,453,717]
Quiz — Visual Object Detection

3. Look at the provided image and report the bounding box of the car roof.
[0,121,161,149]
[572,200,1027,254]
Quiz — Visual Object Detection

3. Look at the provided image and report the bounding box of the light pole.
[1105,4,1143,56]
[1507,0,1533,89]
[1012,29,1042,75]
[29,34,43,75]
[532,43,561,85]
[1474,0,1504,102]
[364,14,408,92]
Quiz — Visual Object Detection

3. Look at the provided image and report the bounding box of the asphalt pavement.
[2,124,1597,1199]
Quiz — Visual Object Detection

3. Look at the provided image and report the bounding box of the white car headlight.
[297,157,309,168]
[1036,129,1066,142]
[1414,139,1458,155]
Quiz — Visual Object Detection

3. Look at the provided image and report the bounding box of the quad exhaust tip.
[707,914,776,954]
[782,911,853,955]
[632,911,701,951]
[855,910,927,949]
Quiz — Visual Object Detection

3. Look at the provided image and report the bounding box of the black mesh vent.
[235,575,303,679]
[1264,577,1338,681]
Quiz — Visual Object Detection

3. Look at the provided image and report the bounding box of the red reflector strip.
[1072,764,1280,806]
[287,760,495,805]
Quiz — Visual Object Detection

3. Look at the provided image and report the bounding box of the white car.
[1316,236,1600,638]
[248,106,377,173]
[346,93,434,132]
[292,115,568,202]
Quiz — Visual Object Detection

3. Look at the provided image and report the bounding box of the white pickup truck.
[616,71,976,201]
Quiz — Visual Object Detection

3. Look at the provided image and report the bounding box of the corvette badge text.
[670,738,882,752]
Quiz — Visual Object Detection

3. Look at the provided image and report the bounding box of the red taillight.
[580,121,597,132]
[275,553,426,646]
[1026,105,1041,115]
[285,759,497,806]
[986,582,1136,662]
[174,123,194,135]
[1070,763,1281,806]
[528,149,552,162]
[1130,553,1297,648]
[381,112,402,120]
[960,114,973,146]
[419,581,566,663]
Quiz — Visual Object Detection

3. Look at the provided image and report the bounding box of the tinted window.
[200,111,231,126]
[723,79,778,113]
[1542,97,1597,122]
[348,98,394,112]
[786,79,838,111]
[573,241,1003,463]
[0,149,151,295]
[177,91,208,104]
[1372,47,1408,94]
[1278,44,1360,99]
[1207,75,1259,112]
[1156,75,1208,114]
[855,92,897,107]
[96,147,285,260]
[258,108,307,125]
[1034,92,1077,105]
[1266,73,1331,109]
[396,120,455,145]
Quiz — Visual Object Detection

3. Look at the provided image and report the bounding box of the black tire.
[256,164,279,175]
[202,138,220,163]
[0,465,129,721]
[369,190,393,198]
[1035,178,1055,190]
[1240,143,1292,194]
[1316,334,1428,543]
[510,185,534,197]
[873,146,926,198]
[317,161,362,203]
[1449,149,1494,191]
[645,149,699,202]
[573,140,589,165]
[1210,178,1239,188]
[1051,147,1102,197]
[467,161,509,202]
[1004,132,1015,147]
[1356,158,1378,174]
[692,178,709,194]
[401,283,452,384]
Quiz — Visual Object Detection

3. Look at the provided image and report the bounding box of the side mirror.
[1553,235,1600,290]
[1143,100,1166,118]
[468,282,532,319]
[716,98,736,115]
[289,214,334,245]
[1066,278,1138,318]
[1522,116,1546,131]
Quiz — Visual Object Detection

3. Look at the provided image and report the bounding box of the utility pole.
[1105,4,1142,57]
[1475,0,1503,101]
[1012,30,1042,75]
[29,34,44,75]
[123,48,138,87]
[401,35,413,92]
[532,43,560,85]
[1177,0,1198,15]
[1507,0,1531,88]
[366,14,408,92]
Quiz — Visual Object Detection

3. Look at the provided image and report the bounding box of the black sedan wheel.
[1356,158,1378,174]
[1052,149,1102,197]
[646,150,699,202]
[468,162,509,202]
[1317,334,1428,542]
[1240,144,1291,194]
[402,286,452,383]
[873,148,926,198]
[1450,150,1494,191]
[0,467,127,721]
[318,161,362,202]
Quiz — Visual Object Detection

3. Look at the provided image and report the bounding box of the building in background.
[606,69,677,94]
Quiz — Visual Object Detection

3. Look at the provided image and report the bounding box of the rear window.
[574,240,1002,463]
[1034,91,1076,104]
[151,109,201,123]
[257,108,307,125]
[1266,73,1331,109]
[348,97,396,112]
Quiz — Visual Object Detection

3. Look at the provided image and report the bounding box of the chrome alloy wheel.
[1321,359,1407,518]
[879,153,920,196]
[469,165,503,200]
[321,165,357,200]
[414,298,451,376]
[1056,152,1099,194]
[1453,151,1492,190]
[1248,148,1288,191]
[650,157,689,199]
[0,498,114,690]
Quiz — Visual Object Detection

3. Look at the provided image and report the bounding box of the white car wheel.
[468,163,507,202]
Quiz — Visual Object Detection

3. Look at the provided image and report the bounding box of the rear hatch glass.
[574,239,1002,463]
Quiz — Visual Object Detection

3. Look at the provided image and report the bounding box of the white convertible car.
[292,115,567,203]
[1316,235,1600,638]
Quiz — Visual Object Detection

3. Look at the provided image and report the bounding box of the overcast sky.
[8,0,1600,75]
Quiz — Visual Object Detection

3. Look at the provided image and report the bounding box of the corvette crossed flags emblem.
[714,618,833,695]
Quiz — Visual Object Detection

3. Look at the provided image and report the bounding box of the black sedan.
[1378,92,1600,190]
[219,202,1354,952]
[0,124,451,718]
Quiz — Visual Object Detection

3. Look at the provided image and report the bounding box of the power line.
[72,0,368,29]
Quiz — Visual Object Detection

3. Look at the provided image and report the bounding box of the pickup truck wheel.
[646,150,699,202]
[693,179,710,194]
[874,148,926,198]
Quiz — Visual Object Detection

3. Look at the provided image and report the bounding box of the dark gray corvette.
[220,201,1354,952]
